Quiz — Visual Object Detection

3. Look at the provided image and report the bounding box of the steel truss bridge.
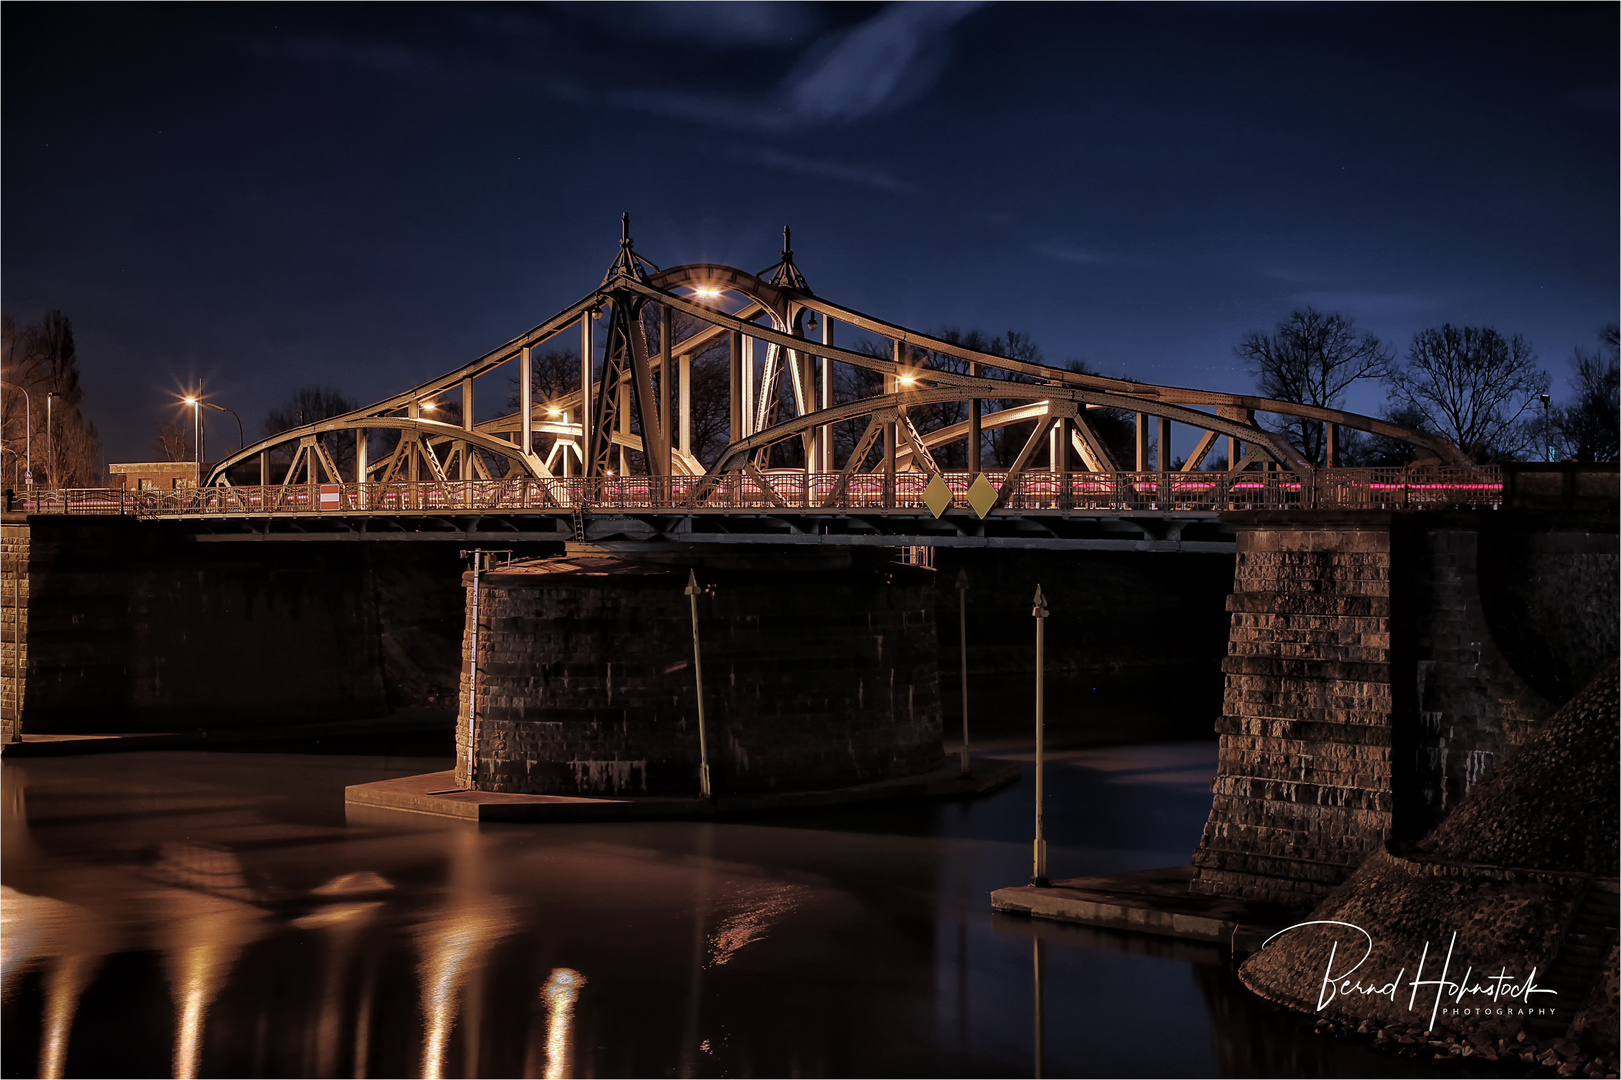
[18,220,1500,550]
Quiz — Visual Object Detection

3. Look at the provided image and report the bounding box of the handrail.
[8,467,1504,518]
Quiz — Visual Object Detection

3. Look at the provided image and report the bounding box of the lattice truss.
[207,219,1466,503]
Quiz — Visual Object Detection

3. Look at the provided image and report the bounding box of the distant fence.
[8,467,1507,518]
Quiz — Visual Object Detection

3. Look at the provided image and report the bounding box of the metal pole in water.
[685,570,713,800]
[956,567,971,779]
[465,551,483,788]
[1032,584,1049,886]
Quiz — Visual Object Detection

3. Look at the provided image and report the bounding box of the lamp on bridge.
[692,286,723,302]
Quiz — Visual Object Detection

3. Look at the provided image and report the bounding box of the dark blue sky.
[5,2,1616,463]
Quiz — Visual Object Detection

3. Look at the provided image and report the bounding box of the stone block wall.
[1191,518,1398,905]
[1190,511,1586,906]
[457,554,945,796]
[1,518,28,743]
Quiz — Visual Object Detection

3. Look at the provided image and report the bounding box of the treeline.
[0,312,101,489]
[1238,310,1618,466]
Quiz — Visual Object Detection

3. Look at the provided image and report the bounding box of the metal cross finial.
[783,224,792,257]
[622,211,631,244]
[1032,584,1049,618]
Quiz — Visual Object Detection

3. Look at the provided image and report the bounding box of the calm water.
[2,737,1440,1078]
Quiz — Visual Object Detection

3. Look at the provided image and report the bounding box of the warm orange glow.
[896,375,918,387]
[421,401,437,411]
[541,968,587,1080]
[182,396,198,405]
[692,286,723,300]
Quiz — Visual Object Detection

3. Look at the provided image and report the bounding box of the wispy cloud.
[1032,242,1145,268]
[618,2,986,131]
[751,149,911,193]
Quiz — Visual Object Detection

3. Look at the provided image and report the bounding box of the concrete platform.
[0,711,451,757]
[991,865,1308,957]
[345,758,1022,823]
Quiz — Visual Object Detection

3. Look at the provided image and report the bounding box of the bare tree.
[152,417,194,462]
[1236,307,1394,465]
[1557,324,1619,462]
[2,311,102,488]
[1388,324,1549,462]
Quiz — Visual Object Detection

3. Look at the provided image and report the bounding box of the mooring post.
[1031,583,1049,886]
[685,570,713,800]
[956,566,971,778]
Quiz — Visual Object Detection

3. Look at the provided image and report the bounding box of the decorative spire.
[763,224,811,293]
[601,211,659,285]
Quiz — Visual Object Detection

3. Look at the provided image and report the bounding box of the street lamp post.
[46,392,58,489]
[184,396,202,483]
[204,402,243,452]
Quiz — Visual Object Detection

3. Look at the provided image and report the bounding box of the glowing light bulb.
[693,286,723,300]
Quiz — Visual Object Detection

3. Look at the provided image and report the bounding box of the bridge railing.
[9,466,1504,518]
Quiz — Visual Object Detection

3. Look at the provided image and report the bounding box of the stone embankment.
[1239,663,1620,1077]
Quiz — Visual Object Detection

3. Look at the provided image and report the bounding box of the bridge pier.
[455,549,946,797]
[1191,508,1618,905]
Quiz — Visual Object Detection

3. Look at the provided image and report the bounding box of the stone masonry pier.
[1192,507,1618,906]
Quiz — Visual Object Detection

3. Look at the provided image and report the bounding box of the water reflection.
[416,833,516,1079]
[156,885,267,1080]
[1,886,116,1079]
[0,745,1465,1078]
[535,968,586,1080]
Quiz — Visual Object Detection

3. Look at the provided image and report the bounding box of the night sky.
[4,2,1616,465]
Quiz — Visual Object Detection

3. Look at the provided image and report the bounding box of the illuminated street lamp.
[182,395,201,475]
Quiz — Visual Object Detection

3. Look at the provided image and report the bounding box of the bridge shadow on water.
[1,688,1488,1078]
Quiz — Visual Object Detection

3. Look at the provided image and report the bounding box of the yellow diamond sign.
[923,473,954,518]
[967,473,999,518]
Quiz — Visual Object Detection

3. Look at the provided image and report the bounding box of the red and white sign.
[319,484,342,510]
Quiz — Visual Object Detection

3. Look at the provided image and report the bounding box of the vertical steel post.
[1032,584,1049,886]
[580,312,595,474]
[520,345,533,458]
[741,335,755,438]
[820,318,834,472]
[729,331,742,445]
[1134,412,1146,473]
[968,358,981,478]
[679,353,692,457]
[465,551,484,788]
[685,570,713,800]
[617,378,630,477]
[355,430,367,497]
[659,306,672,479]
[957,567,971,778]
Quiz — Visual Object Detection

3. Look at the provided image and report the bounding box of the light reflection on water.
[0,745,1448,1078]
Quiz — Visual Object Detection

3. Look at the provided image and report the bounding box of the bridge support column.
[1135,413,1147,472]
[1188,511,1598,906]
[461,377,475,481]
